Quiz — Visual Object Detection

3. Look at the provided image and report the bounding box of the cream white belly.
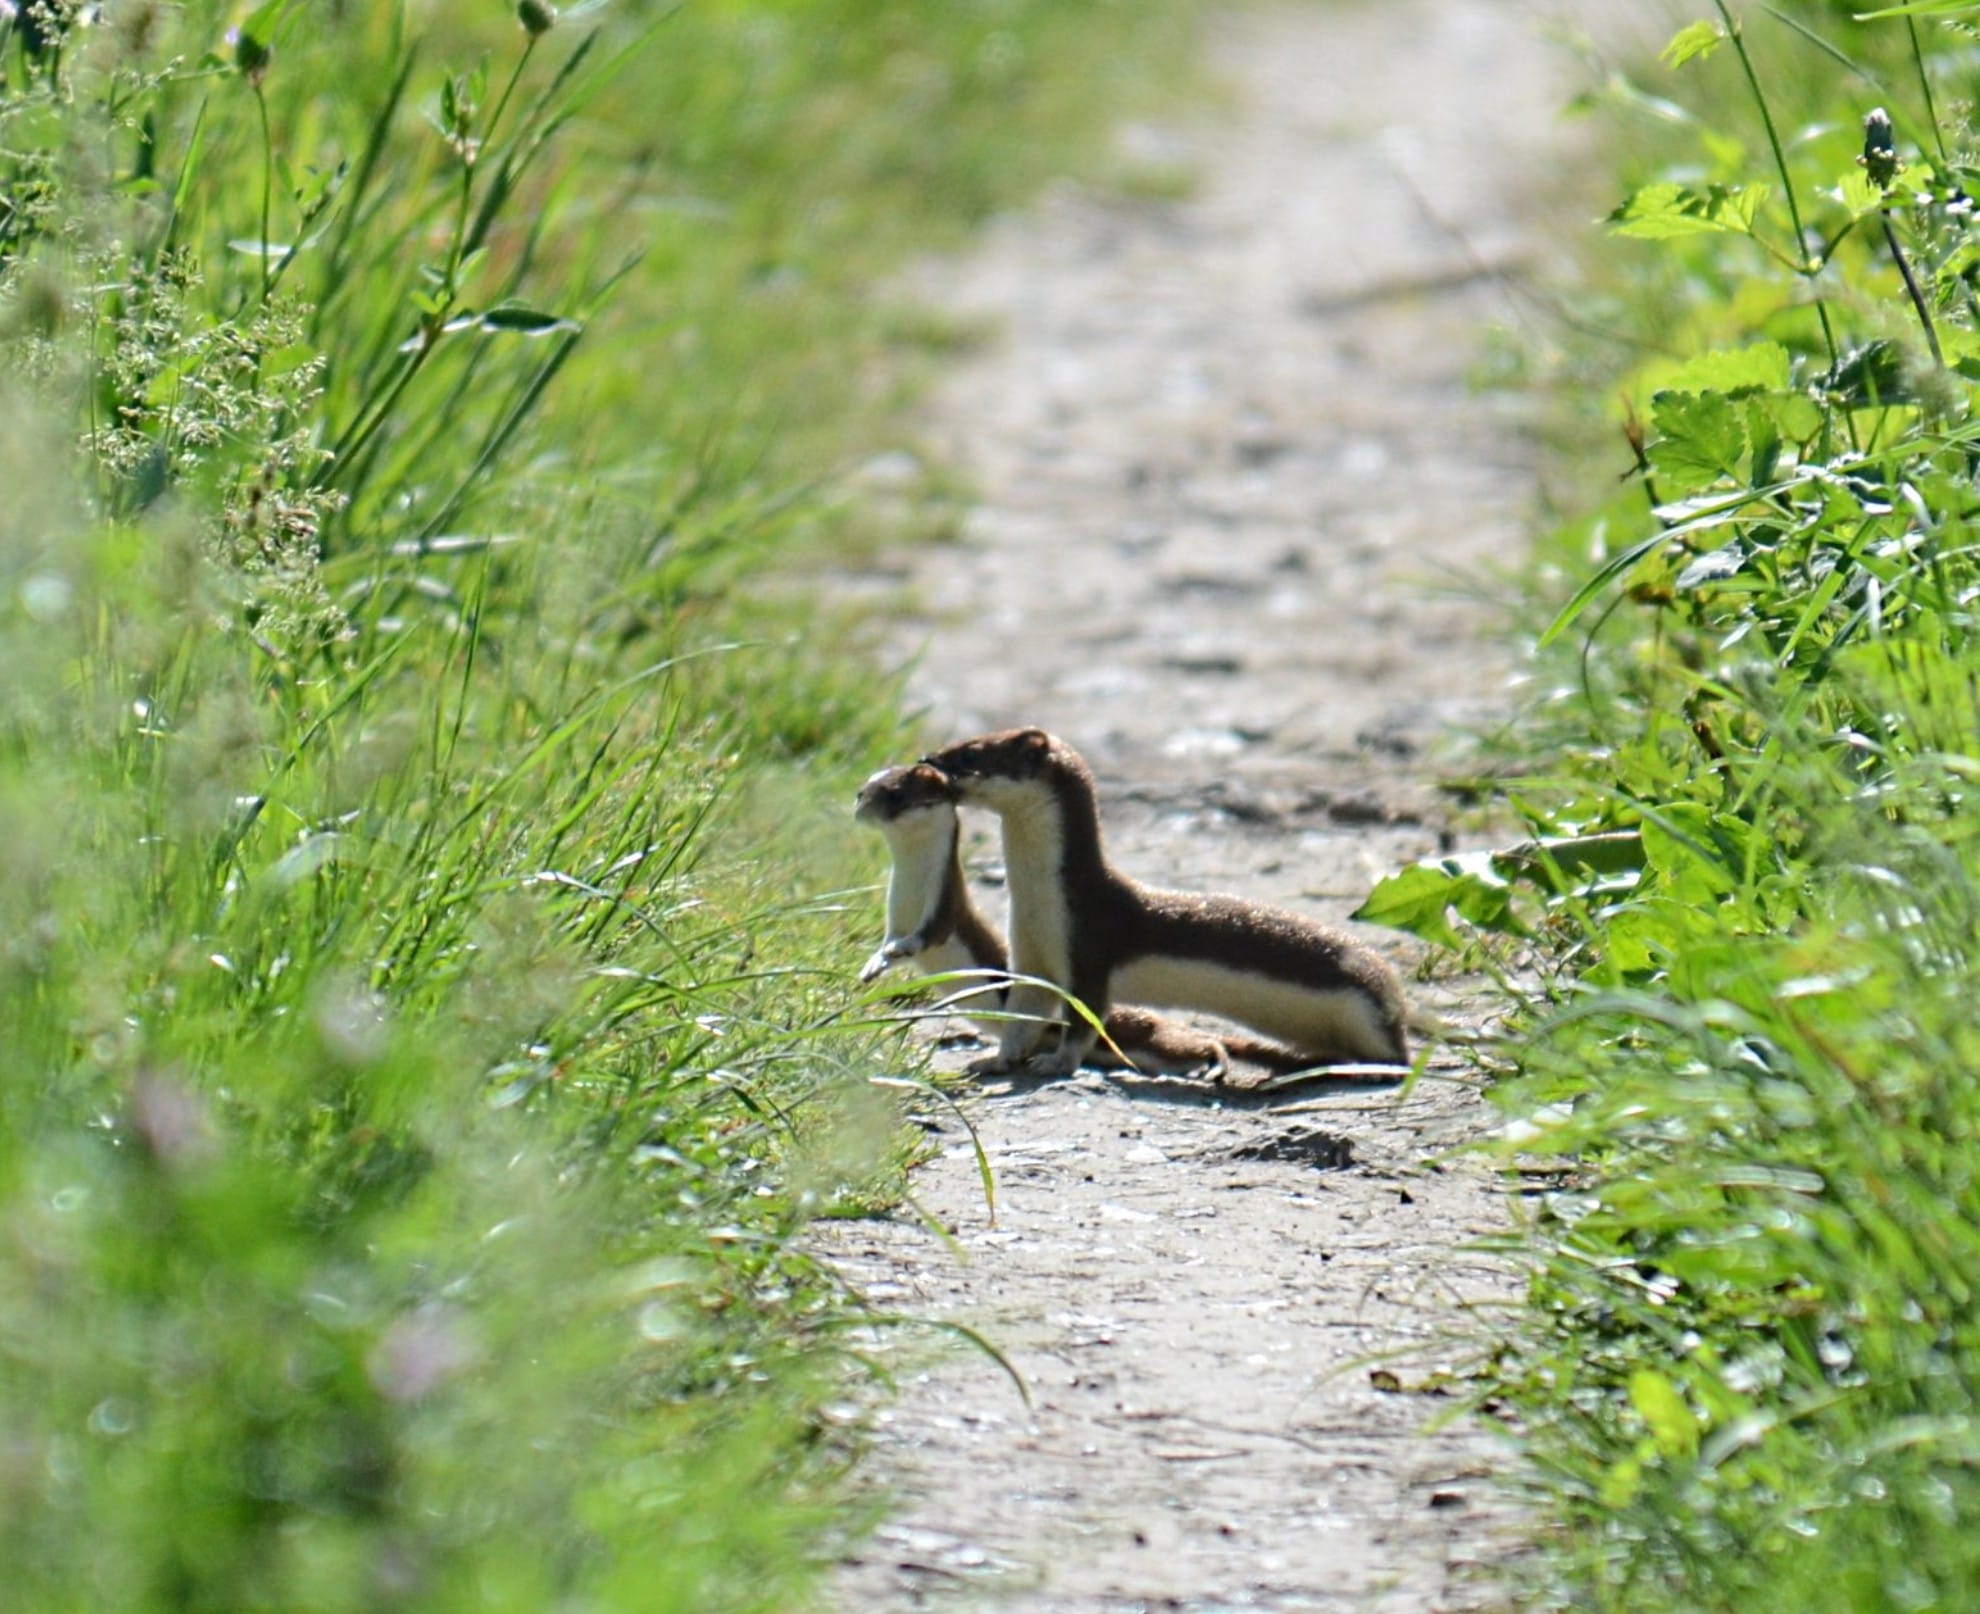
[1111,955,1394,1063]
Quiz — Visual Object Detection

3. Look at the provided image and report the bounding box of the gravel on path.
[823,4,1644,1607]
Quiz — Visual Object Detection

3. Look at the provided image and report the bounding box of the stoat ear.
[907,762,957,797]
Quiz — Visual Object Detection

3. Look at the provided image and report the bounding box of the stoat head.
[923,727,1075,813]
[854,762,960,832]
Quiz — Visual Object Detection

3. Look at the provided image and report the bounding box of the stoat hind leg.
[1092,1006,1229,1080]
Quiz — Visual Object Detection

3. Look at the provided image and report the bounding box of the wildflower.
[518,0,555,38]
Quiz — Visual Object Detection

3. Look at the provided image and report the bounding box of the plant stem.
[484,38,536,153]
[442,40,536,300]
[254,82,273,306]
[1906,18,1948,165]
[1713,1,1841,371]
[1881,210,1943,368]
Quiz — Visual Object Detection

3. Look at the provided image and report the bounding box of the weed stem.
[1881,211,1944,369]
[1713,1,1841,372]
[254,82,273,306]
[1906,19,1948,165]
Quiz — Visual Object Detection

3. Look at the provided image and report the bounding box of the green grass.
[0,1,1204,1607]
[1358,5,1980,1608]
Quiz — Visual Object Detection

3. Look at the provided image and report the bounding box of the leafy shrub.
[1360,6,1980,1607]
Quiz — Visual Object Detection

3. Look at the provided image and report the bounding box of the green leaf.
[237,0,294,50]
[1661,19,1725,68]
[1662,342,1792,397]
[478,305,583,336]
[1639,802,1766,908]
[1942,326,1980,383]
[1750,388,1824,443]
[1629,1368,1699,1458]
[1354,856,1522,948]
[1497,831,1647,893]
[1834,168,1887,218]
[1852,1,1980,17]
[1650,390,1747,492]
[1600,1451,1646,1509]
[1610,181,1770,239]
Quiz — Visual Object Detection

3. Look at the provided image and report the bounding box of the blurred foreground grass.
[0,1,1198,1606]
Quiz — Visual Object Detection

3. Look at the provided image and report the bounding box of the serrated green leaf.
[1354,856,1522,948]
[1750,388,1824,444]
[1835,168,1887,218]
[1610,181,1770,239]
[1661,19,1725,68]
[1663,342,1793,397]
[1650,390,1747,491]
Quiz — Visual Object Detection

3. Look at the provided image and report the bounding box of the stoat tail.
[1216,1031,1327,1075]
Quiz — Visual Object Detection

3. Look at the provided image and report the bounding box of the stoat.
[854,762,1292,1078]
[920,728,1411,1076]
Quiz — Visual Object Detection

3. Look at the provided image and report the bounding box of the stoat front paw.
[1020,1048,1083,1079]
[858,940,911,984]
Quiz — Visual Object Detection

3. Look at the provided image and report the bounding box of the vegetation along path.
[825,2,1634,1607]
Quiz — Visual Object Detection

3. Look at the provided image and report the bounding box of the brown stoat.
[920,728,1411,1076]
[853,763,1287,1078]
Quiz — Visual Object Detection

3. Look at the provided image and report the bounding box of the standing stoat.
[854,763,1290,1078]
[920,728,1411,1075]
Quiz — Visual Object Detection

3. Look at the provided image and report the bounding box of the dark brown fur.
[855,763,1007,969]
[924,727,1409,1067]
[857,760,1299,1075]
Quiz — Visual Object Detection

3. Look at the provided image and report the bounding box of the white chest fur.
[879,809,956,947]
[996,802,1072,984]
[989,799,1074,1062]
[872,807,1005,1034]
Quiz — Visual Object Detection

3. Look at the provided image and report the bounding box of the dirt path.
[825,3,1636,1607]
